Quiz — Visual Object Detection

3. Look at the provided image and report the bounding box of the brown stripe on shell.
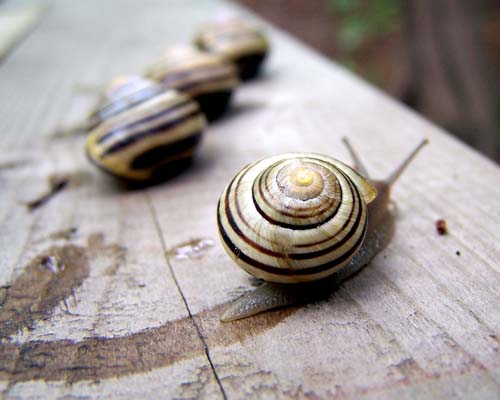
[223,164,364,259]
[97,84,163,123]
[101,109,202,156]
[174,74,237,95]
[130,133,202,169]
[219,155,367,263]
[158,64,235,87]
[217,203,367,278]
[97,99,193,145]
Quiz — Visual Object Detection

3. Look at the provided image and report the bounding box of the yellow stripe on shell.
[222,159,359,262]
[92,93,199,150]
[195,20,269,61]
[145,49,239,96]
[86,90,206,180]
[217,153,376,283]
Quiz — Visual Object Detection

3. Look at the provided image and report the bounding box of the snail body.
[145,46,239,121]
[195,18,269,80]
[86,83,206,181]
[217,139,428,321]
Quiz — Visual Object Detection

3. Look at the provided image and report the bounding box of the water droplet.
[167,238,215,260]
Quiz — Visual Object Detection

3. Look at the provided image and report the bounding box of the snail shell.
[87,75,163,129]
[217,153,377,283]
[86,82,206,181]
[194,18,269,80]
[145,46,239,121]
[217,140,428,321]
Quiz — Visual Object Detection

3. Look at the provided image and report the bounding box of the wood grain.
[0,0,499,399]
[0,3,45,61]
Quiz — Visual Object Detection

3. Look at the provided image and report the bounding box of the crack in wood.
[145,192,229,400]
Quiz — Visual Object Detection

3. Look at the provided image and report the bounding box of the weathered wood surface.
[0,0,499,399]
[0,3,45,60]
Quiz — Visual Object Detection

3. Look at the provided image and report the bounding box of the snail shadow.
[100,150,217,193]
[226,212,397,322]
[221,267,374,323]
[108,159,195,192]
[285,261,376,305]
[231,257,385,323]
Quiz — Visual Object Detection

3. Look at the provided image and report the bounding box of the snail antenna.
[342,137,370,179]
[387,139,429,185]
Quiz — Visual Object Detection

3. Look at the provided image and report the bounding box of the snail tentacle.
[217,153,377,285]
[218,140,428,322]
[342,137,370,180]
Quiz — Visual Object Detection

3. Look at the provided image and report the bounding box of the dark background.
[235,0,500,162]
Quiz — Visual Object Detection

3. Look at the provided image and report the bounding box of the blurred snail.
[86,78,206,181]
[55,75,163,136]
[217,139,428,321]
[194,17,269,80]
[87,75,164,128]
[145,46,239,121]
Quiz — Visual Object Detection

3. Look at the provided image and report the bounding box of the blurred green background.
[235,0,500,162]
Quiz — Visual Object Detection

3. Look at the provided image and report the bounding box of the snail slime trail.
[218,140,428,321]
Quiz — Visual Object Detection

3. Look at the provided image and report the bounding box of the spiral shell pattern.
[86,87,206,181]
[217,153,377,283]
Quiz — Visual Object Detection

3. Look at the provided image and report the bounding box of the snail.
[217,138,428,321]
[87,75,164,128]
[145,46,239,121]
[86,79,206,181]
[194,17,269,81]
[56,75,163,136]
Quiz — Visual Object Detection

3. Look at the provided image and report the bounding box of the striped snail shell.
[218,140,428,321]
[86,81,206,181]
[145,46,239,121]
[217,153,377,284]
[87,75,162,129]
[194,18,269,81]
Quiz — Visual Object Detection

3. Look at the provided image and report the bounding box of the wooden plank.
[0,3,45,61]
[0,0,499,399]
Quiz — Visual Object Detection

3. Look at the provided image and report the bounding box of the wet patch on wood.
[390,358,426,382]
[86,232,127,273]
[194,304,296,348]
[0,245,89,339]
[33,227,78,244]
[0,303,293,384]
[0,232,364,386]
[167,238,215,260]
[48,227,78,241]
